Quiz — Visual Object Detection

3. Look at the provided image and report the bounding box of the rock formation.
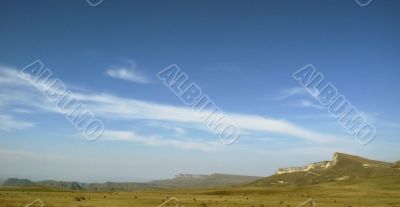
[276,153,339,174]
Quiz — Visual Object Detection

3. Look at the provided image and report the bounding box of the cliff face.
[275,152,396,175]
[276,161,331,174]
[250,152,400,187]
[276,153,340,174]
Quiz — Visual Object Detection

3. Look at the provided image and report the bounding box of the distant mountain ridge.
[1,179,159,191]
[2,178,35,187]
[36,180,83,190]
[1,173,261,190]
[81,182,159,191]
[3,153,398,190]
[250,152,400,186]
[150,173,262,188]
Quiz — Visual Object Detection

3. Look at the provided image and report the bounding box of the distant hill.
[36,180,83,190]
[1,173,261,190]
[81,182,160,191]
[150,173,262,188]
[4,152,397,191]
[1,178,158,191]
[2,178,83,190]
[249,152,400,186]
[2,178,36,187]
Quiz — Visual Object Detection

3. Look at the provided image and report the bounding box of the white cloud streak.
[106,61,150,84]
[299,99,324,110]
[0,113,34,131]
[0,66,339,146]
[70,93,337,142]
[101,130,220,151]
[277,87,324,110]
[276,87,309,100]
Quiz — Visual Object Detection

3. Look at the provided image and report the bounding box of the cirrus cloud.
[106,61,150,84]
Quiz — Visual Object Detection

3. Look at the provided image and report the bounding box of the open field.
[1,178,400,207]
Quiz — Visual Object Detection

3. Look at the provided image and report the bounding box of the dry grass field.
[1,178,400,207]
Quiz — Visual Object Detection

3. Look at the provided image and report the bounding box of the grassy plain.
[1,177,400,207]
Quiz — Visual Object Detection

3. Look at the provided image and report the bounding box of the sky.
[0,0,399,182]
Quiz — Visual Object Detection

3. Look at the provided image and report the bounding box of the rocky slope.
[250,152,400,186]
[3,153,398,190]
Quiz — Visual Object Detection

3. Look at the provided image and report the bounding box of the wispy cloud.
[360,111,400,130]
[68,93,338,142]
[277,87,324,110]
[106,61,150,84]
[276,87,309,100]
[277,87,400,133]
[101,130,219,151]
[241,136,275,142]
[298,99,324,110]
[160,125,186,136]
[0,148,64,161]
[13,108,34,114]
[0,66,340,146]
[0,113,34,131]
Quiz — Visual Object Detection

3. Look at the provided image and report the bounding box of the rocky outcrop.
[276,166,308,174]
[306,161,331,171]
[275,152,398,175]
[276,161,331,174]
[251,152,400,187]
[276,153,340,174]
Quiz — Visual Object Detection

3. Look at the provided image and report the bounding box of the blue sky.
[0,0,399,182]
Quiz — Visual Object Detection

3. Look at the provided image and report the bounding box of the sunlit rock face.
[276,153,339,174]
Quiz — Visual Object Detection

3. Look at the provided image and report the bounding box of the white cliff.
[276,153,340,174]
